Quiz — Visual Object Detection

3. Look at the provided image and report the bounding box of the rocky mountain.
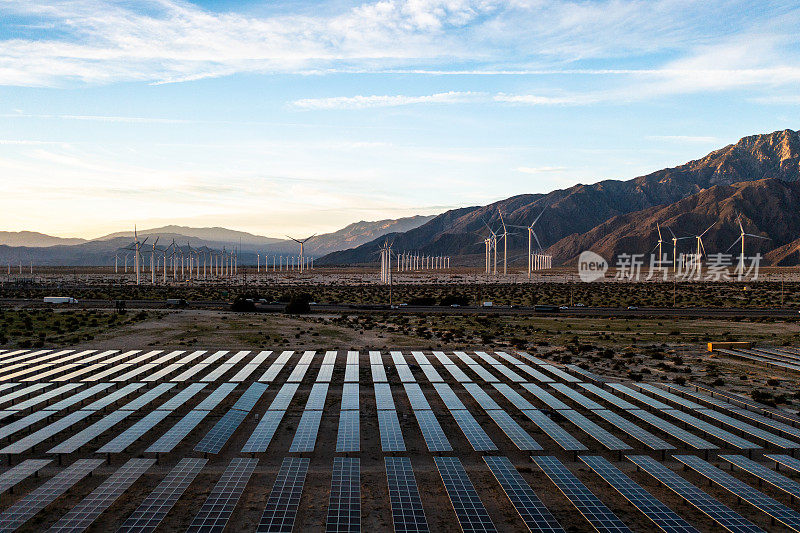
[0,231,87,247]
[0,215,435,266]
[319,129,800,265]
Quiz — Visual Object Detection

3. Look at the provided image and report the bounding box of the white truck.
[43,296,78,304]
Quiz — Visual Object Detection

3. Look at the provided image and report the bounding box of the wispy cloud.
[646,135,720,143]
[291,91,484,109]
[516,166,568,174]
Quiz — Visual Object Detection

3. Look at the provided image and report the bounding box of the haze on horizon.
[1,0,798,239]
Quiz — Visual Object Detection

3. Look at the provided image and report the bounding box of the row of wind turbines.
[481,209,552,278]
[651,216,768,272]
[117,228,318,285]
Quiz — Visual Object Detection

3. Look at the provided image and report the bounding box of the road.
[2,298,798,318]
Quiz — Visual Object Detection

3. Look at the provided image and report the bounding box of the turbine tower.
[287,234,315,273]
[727,216,769,276]
[512,208,545,279]
[694,223,715,268]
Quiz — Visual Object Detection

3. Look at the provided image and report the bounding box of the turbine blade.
[700,222,715,237]
[725,236,742,252]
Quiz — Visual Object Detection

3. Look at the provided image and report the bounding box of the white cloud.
[291,91,484,109]
[516,166,567,173]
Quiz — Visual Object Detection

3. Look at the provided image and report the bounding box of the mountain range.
[318,128,800,266]
[0,215,435,266]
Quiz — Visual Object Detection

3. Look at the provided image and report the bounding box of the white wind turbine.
[480,220,498,275]
[511,208,545,279]
[693,222,715,268]
[497,211,516,275]
[123,226,148,286]
[287,234,315,273]
[727,216,769,276]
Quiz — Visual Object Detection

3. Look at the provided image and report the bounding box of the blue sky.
[1,0,798,238]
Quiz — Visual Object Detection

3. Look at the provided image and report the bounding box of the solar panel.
[305,383,330,410]
[229,350,272,382]
[377,410,406,451]
[418,365,444,383]
[257,457,310,533]
[385,457,429,533]
[766,454,800,474]
[258,357,287,382]
[146,410,209,453]
[627,409,717,450]
[49,409,134,454]
[342,383,359,410]
[336,410,360,452]
[403,383,431,410]
[0,410,66,441]
[484,456,564,533]
[374,383,397,411]
[142,364,186,383]
[153,382,207,411]
[83,383,146,411]
[194,408,249,453]
[241,410,286,453]
[697,408,798,448]
[491,383,535,411]
[5,383,82,411]
[0,383,53,407]
[289,409,324,452]
[606,383,672,410]
[268,383,299,411]
[468,364,500,383]
[534,455,631,533]
[0,384,19,394]
[118,457,207,533]
[98,410,171,453]
[0,409,94,454]
[592,410,674,450]
[120,383,176,410]
[0,459,51,494]
[347,351,359,365]
[411,351,430,365]
[485,409,542,451]
[371,364,388,383]
[627,455,762,533]
[231,382,268,412]
[298,350,315,364]
[413,410,452,452]
[450,409,497,451]
[663,409,759,449]
[49,458,155,533]
[491,364,526,383]
[442,364,472,383]
[538,364,581,383]
[636,384,704,410]
[83,363,132,382]
[454,351,478,365]
[674,455,800,532]
[720,454,800,500]
[201,363,235,383]
[577,383,637,410]
[317,364,335,383]
[0,459,103,531]
[432,351,452,365]
[194,382,237,411]
[344,365,359,383]
[187,458,258,533]
[287,364,310,383]
[565,365,605,383]
[45,383,115,411]
[522,410,586,451]
[522,382,575,410]
[432,383,467,411]
[559,410,631,451]
[724,407,800,440]
[396,364,417,383]
[324,351,338,365]
[517,365,555,383]
[326,457,360,533]
[462,383,502,410]
[391,351,407,365]
[548,383,603,410]
[434,457,497,533]
[580,455,698,533]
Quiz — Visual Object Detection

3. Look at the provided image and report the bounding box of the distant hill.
[318,128,800,265]
[0,214,435,266]
[0,231,87,247]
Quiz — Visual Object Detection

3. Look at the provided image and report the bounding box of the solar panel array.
[4,348,800,532]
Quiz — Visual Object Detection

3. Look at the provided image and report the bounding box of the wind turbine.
[693,222,715,268]
[511,208,545,279]
[653,223,663,263]
[497,211,516,275]
[480,220,498,276]
[287,234,315,273]
[150,237,159,284]
[727,216,769,276]
[123,226,148,285]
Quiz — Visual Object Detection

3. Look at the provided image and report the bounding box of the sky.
[0,0,798,239]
